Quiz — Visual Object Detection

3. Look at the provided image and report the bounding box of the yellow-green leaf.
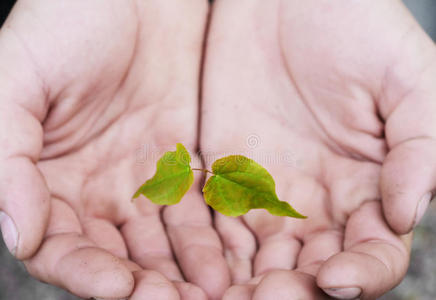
[133,143,193,205]
[203,155,306,218]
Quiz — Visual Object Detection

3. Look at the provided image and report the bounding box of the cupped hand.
[201,0,436,299]
[0,0,230,299]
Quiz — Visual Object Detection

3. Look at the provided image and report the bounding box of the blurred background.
[1,0,436,299]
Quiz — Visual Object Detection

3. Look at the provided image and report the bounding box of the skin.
[201,0,436,299]
[0,0,230,299]
[1,0,435,299]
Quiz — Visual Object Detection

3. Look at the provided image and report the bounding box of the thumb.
[0,25,50,259]
[379,20,436,235]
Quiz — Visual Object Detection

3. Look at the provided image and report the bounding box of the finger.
[121,213,183,281]
[25,199,134,299]
[0,28,50,258]
[381,139,436,234]
[164,189,231,299]
[297,230,343,276]
[130,270,180,300]
[0,158,50,260]
[173,282,208,300]
[243,174,334,277]
[317,201,411,300]
[253,230,301,276]
[222,274,265,300]
[222,284,255,300]
[121,258,142,272]
[252,270,330,300]
[44,198,82,237]
[25,199,133,299]
[215,214,256,284]
[377,13,436,234]
[82,217,128,259]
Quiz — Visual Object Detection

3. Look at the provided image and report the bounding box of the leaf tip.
[290,209,308,219]
[131,191,141,202]
[176,142,188,153]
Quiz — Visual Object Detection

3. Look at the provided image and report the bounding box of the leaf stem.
[192,168,213,174]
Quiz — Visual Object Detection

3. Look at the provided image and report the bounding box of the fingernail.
[0,211,18,255]
[323,287,362,299]
[414,192,433,227]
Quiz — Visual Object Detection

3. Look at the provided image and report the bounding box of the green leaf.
[203,155,306,218]
[133,143,194,205]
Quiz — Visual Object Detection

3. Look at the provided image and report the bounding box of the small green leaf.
[133,143,193,205]
[203,155,306,218]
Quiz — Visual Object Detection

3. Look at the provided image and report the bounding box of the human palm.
[0,1,230,299]
[202,0,436,299]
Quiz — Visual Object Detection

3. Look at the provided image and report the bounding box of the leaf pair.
[133,143,306,219]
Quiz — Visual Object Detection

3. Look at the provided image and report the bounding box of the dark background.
[0,1,436,299]
[0,0,15,25]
